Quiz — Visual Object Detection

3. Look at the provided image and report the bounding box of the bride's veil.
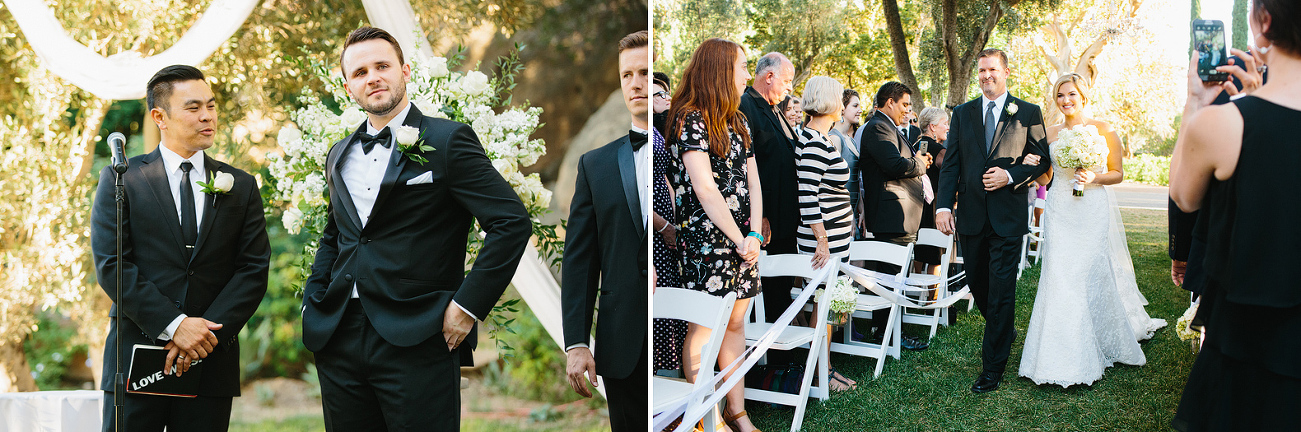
[1103,184,1163,340]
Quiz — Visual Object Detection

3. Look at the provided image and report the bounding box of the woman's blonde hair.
[1052,73,1091,112]
[801,76,845,117]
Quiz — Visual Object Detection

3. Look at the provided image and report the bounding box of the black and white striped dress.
[796,128,853,256]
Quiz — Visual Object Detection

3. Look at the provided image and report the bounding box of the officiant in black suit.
[935,49,1049,393]
[859,81,932,350]
[561,30,650,432]
[92,65,270,432]
[301,27,530,431]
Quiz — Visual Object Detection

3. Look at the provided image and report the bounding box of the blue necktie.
[985,101,997,153]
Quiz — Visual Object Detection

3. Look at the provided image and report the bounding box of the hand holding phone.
[1193,20,1229,83]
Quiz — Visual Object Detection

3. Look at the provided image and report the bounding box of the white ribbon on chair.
[2,0,259,100]
[652,264,838,432]
[839,262,971,310]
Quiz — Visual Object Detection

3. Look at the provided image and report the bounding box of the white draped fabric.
[2,0,258,100]
[6,0,574,390]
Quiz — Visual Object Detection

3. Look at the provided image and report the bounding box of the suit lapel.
[368,106,424,226]
[330,125,367,232]
[140,150,186,253]
[615,136,645,235]
[988,96,1017,159]
[190,155,222,262]
[751,88,794,149]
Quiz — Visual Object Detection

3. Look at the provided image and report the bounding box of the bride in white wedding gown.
[1018,75,1167,387]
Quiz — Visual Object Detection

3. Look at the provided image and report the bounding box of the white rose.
[461,71,491,95]
[426,57,449,78]
[282,207,303,235]
[339,107,367,127]
[213,171,235,193]
[492,158,517,178]
[395,125,421,148]
[1006,102,1019,115]
[413,98,442,117]
[406,81,421,98]
[277,126,302,147]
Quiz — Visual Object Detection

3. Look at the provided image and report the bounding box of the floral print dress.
[670,110,760,299]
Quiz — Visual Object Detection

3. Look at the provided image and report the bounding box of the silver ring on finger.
[1258,65,1268,74]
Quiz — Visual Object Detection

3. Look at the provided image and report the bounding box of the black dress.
[914,135,945,265]
[652,129,688,372]
[671,111,761,299]
[1173,96,1301,431]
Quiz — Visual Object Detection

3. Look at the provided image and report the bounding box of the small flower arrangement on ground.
[817,275,859,326]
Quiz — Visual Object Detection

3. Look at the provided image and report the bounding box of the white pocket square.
[406,171,434,185]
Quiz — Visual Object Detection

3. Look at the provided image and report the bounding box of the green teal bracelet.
[747,231,765,243]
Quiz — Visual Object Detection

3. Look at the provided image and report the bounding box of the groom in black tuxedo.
[92,65,270,431]
[935,49,1049,393]
[302,27,531,430]
[561,30,650,431]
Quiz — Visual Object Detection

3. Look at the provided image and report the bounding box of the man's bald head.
[752,52,794,105]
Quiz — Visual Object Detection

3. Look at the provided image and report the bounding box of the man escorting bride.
[937,49,1165,393]
[1017,74,1166,387]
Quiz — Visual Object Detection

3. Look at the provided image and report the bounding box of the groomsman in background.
[740,52,800,323]
[92,65,270,431]
[561,30,650,431]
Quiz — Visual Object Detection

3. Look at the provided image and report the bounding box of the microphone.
[109,132,128,174]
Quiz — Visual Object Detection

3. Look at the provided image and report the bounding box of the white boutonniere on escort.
[394,125,434,164]
[196,171,234,207]
[1005,101,1019,116]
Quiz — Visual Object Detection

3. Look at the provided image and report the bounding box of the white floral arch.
[3,0,573,380]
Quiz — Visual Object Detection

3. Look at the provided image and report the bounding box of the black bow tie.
[630,130,647,151]
[358,127,392,154]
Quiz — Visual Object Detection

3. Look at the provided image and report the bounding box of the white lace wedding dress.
[1018,140,1167,387]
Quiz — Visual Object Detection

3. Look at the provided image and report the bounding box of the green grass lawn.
[749,208,1197,432]
[230,414,609,432]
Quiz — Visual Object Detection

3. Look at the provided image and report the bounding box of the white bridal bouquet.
[1052,124,1109,197]
[816,276,858,325]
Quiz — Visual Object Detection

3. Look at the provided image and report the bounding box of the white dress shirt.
[632,124,651,226]
[339,103,479,321]
[156,143,208,341]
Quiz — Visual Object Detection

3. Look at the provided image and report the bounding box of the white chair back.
[847,240,913,285]
[652,288,737,429]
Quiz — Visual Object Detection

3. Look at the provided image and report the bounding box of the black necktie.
[985,101,997,153]
[179,161,198,253]
[358,127,392,154]
[630,130,647,151]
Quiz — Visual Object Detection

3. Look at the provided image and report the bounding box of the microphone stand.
[113,162,126,432]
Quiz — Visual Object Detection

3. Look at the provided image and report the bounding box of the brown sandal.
[723,409,762,432]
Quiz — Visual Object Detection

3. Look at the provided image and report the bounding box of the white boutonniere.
[196,171,234,207]
[394,125,435,164]
[1006,102,1019,116]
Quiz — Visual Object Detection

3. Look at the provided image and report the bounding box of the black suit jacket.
[936,95,1050,237]
[739,86,800,242]
[561,135,649,380]
[302,106,531,365]
[859,111,928,236]
[91,150,270,397]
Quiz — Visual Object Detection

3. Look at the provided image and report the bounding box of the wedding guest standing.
[913,106,950,274]
[651,70,685,377]
[832,89,863,239]
[795,76,857,392]
[653,72,672,136]
[859,81,931,350]
[740,52,799,324]
[782,95,804,134]
[670,38,764,432]
[92,65,270,432]
[1169,1,1296,429]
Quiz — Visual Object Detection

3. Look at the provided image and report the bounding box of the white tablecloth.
[0,391,103,432]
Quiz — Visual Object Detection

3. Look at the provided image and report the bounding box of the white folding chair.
[840,262,972,356]
[904,228,956,337]
[744,253,831,432]
[653,288,737,432]
[833,241,912,378]
[1019,197,1046,278]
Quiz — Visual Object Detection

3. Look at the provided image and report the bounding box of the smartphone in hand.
[1193,19,1229,83]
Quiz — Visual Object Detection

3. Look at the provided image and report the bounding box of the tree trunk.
[72,98,110,180]
[940,0,1005,109]
[883,0,924,110]
[1231,0,1248,51]
[0,339,38,392]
